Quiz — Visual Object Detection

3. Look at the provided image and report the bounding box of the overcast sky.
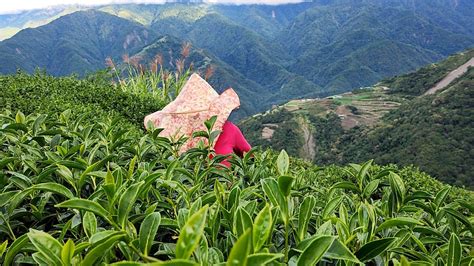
[1,0,306,14]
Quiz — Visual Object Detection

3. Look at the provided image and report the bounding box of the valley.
[241,49,474,188]
[1,0,473,119]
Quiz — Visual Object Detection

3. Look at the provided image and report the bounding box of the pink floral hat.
[144,73,240,153]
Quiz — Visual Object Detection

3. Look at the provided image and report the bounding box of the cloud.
[205,0,306,4]
[0,0,306,14]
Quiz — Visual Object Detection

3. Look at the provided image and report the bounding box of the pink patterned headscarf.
[144,73,240,153]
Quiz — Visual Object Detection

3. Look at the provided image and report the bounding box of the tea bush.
[0,110,473,265]
[0,71,167,128]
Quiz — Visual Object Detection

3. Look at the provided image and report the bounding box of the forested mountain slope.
[1,1,473,115]
[240,49,474,188]
[0,10,157,75]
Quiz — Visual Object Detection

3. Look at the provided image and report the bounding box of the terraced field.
[282,86,406,130]
[241,86,408,162]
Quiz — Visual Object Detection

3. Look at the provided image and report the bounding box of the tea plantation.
[0,72,473,265]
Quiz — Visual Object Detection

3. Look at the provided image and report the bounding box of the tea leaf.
[325,238,360,263]
[27,229,63,266]
[0,240,8,259]
[139,212,161,256]
[276,150,289,175]
[61,239,75,266]
[253,204,272,252]
[31,182,74,199]
[128,155,138,179]
[388,172,406,215]
[357,159,373,189]
[32,252,51,265]
[83,212,97,238]
[234,206,253,237]
[322,196,343,219]
[56,199,114,226]
[15,110,25,124]
[176,205,209,260]
[297,235,335,266]
[226,229,251,266]
[261,178,287,221]
[4,234,29,265]
[330,181,360,193]
[205,115,218,132]
[82,232,126,265]
[248,253,284,265]
[278,175,294,197]
[89,230,121,245]
[297,196,315,242]
[447,233,461,266]
[0,191,18,208]
[363,179,380,198]
[315,221,332,237]
[434,187,450,208]
[355,237,396,262]
[443,207,474,233]
[376,217,422,232]
[118,181,144,228]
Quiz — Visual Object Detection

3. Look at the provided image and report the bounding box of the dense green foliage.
[306,114,345,164]
[0,71,164,128]
[0,109,472,265]
[150,11,324,102]
[279,0,474,93]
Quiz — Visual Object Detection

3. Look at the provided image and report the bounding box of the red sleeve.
[228,122,251,157]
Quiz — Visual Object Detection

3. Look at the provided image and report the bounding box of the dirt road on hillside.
[424,57,474,95]
[299,118,315,161]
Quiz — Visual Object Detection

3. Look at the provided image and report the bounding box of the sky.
[0,0,306,14]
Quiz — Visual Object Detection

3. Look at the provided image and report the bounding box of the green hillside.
[241,49,474,188]
[151,12,323,102]
[339,67,474,188]
[1,1,474,115]
[383,49,474,96]
[1,70,473,265]
[283,3,474,92]
[0,10,157,75]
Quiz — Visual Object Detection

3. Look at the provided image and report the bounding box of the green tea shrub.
[0,71,166,127]
[0,110,472,265]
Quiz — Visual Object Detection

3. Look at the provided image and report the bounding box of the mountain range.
[240,48,474,188]
[1,1,473,118]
